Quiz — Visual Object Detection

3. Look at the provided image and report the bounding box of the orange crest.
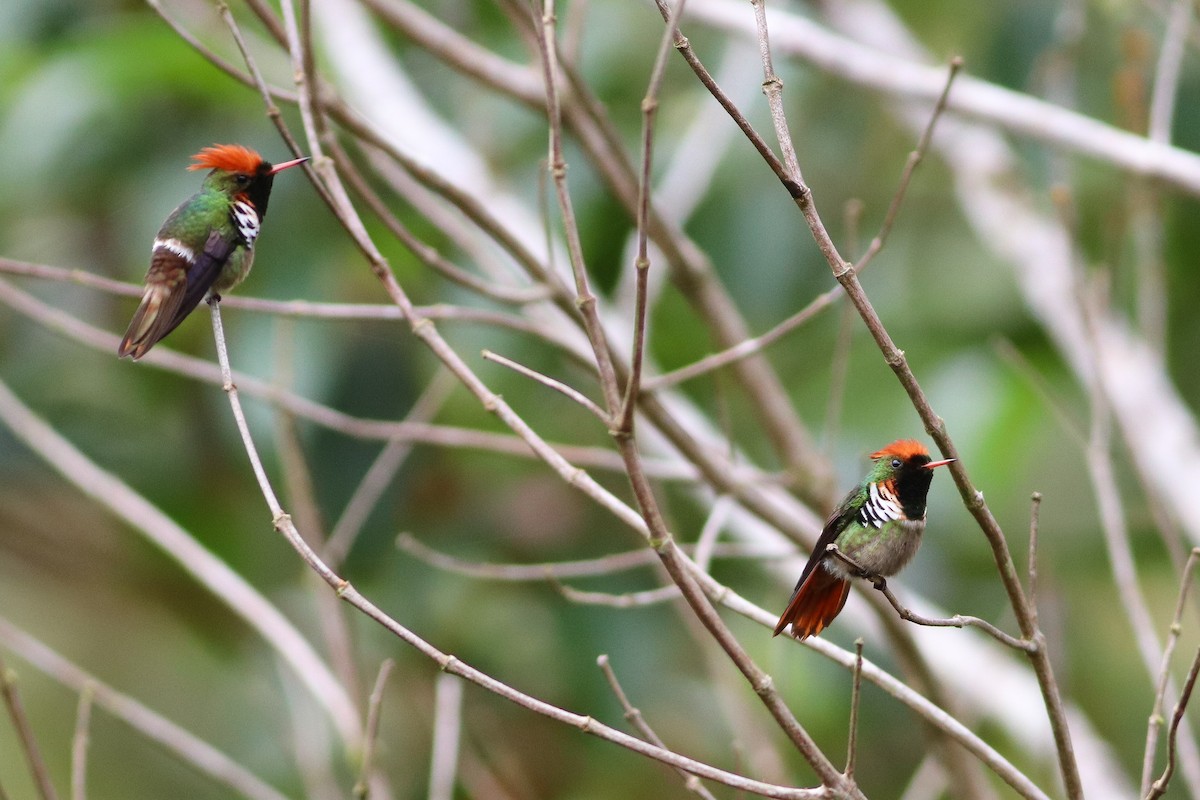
[870,439,930,461]
[188,144,264,174]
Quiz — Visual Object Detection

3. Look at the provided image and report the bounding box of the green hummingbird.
[118,144,308,360]
[774,440,954,639]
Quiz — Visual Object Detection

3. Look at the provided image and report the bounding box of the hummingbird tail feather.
[773,567,850,639]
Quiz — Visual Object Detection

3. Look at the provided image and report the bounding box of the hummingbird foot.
[206,293,223,306]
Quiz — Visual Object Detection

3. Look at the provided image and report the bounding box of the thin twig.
[71,683,95,800]
[353,659,395,800]
[854,57,962,275]
[0,620,289,800]
[428,673,464,800]
[0,369,362,747]
[216,3,323,203]
[845,639,865,780]
[333,138,553,305]
[825,200,860,449]
[145,0,299,105]
[1143,548,1200,792]
[271,332,364,710]
[325,370,457,566]
[692,495,734,574]
[642,288,839,392]
[688,0,1200,194]
[597,655,718,800]
[1147,0,1192,144]
[682,564,1053,800]
[398,533,783,580]
[1027,492,1043,620]
[482,349,609,423]
[824,545,1034,652]
[556,581,680,608]
[616,0,687,431]
[1147,647,1200,799]
[638,49,962,401]
[534,0,621,416]
[0,656,59,800]
[1075,266,1200,788]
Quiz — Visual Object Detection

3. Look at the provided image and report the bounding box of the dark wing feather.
[118,230,238,359]
[174,228,239,323]
[773,486,861,636]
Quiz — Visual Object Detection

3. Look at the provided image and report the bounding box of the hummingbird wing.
[772,486,861,638]
[117,229,238,359]
[174,228,239,321]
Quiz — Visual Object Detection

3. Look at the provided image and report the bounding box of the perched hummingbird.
[774,440,954,639]
[117,144,308,359]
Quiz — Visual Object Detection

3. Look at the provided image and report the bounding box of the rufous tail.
[773,567,851,639]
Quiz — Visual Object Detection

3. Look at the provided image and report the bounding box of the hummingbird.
[774,440,954,639]
[117,144,308,360]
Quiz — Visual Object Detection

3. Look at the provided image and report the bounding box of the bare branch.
[482,349,609,423]
[556,582,680,608]
[686,0,1200,194]
[597,655,719,800]
[398,533,783,580]
[353,660,395,800]
[1027,492,1043,619]
[0,620,290,800]
[1143,549,1200,792]
[325,370,457,566]
[1147,647,1200,799]
[427,673,464,800]
[824,545,1033,652]
[0,655,59,800]
[1147,0,1192,144]
[71,683,95,800]
[615,0,687,432]
[854,57,962,275]
[845,639,865,780]
[69,681,94,800]
[0,370,362,745]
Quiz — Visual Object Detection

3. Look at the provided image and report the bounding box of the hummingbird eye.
[891,458,902,468]
[235,173,251,186]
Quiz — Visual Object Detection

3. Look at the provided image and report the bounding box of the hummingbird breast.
[830,517,927,579]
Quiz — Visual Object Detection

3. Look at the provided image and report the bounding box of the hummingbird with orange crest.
[774,440,954,639]
[118,144,308,360]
